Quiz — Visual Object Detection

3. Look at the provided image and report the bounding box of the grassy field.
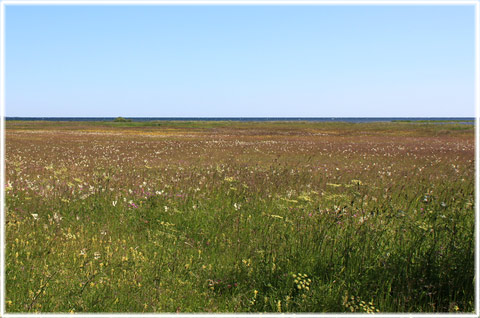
[5,120,475,313]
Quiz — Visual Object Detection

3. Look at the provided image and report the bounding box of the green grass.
[5,121,475,313]
[391,119,474,123]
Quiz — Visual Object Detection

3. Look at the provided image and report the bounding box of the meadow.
[5,120,475,313]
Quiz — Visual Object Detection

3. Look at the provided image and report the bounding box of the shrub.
[114,117,132,122]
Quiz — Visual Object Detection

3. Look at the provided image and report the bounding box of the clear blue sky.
[5,5,476,117]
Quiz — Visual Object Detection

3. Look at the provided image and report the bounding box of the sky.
[5,4,476,117]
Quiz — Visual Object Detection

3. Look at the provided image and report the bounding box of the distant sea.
[4,117,475,124]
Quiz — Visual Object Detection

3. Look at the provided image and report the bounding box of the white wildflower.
[53,212,62,223]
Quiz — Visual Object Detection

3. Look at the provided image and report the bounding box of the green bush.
[114,117,132,122]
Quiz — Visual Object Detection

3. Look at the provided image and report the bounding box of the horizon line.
[4,116,476,118]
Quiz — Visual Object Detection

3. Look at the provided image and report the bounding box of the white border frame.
[0,0,478,317]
